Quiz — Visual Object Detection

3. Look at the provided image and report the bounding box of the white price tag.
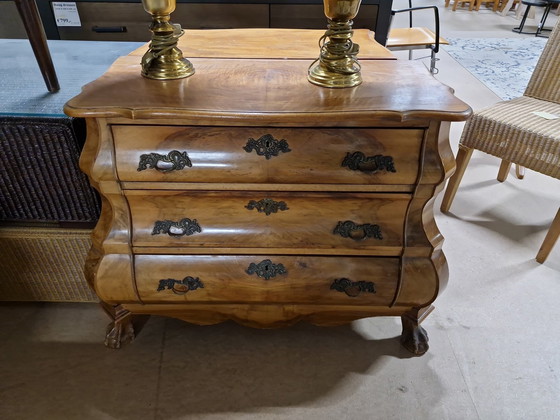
[52,2,81,27]
[532,111,559,120]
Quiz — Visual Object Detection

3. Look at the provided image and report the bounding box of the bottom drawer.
[135,255,399,305]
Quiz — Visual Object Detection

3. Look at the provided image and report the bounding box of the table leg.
[15,0,60,92]
[536,4,553,36]
[513,5,533,33]
[499,0,514,15]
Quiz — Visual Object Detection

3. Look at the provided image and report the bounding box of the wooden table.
[65,29,470,355]
[128,28,395,60]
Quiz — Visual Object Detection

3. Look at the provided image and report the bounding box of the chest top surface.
[64,57,471,124]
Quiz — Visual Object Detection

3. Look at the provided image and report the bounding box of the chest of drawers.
[65,46,470,355]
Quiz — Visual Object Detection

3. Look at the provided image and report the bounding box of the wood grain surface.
[134,254,399,305]
[64,58,471,123]
[127,28,394,60]
[126,190,409,250]
[69,31,472,352]
[112,125,423,184]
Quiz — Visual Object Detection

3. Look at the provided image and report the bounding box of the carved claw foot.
[101,303,135,349]
[105,318,135,349]
[400,315,429,356]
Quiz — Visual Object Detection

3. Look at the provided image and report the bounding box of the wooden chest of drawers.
[65,37,470,355]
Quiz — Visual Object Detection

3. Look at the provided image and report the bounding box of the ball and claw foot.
[401,315,429,355]
[102,304,135,349]
[105,318,135,349]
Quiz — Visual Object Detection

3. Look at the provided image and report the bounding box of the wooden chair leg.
[469,0,476,11]
[445,0,451,6]
[536,208,560,263]
[441,145,474,213]
[15,0,60,93]
[497,159,512,182]
[452,0,460,11]
[515,164,525,179]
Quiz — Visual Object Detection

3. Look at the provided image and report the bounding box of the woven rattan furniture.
[0,116,100,301]
[440,20,560,263]
[0,227,97,302]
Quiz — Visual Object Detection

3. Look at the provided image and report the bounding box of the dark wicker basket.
[0,116,100,224]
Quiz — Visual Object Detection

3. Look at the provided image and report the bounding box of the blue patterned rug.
[444,37,548,100]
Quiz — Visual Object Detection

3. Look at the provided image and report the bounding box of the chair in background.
[476,0,502,10]
[12,0,59,92]
[386,0,448,73]
[440,20,560,263]
[512,0,550,34]
[447,0,477,11]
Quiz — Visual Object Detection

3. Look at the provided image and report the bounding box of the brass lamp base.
[308,0,363,89]
[308,18,362,89]
[308,62,362,88]
[141,49,194,80]
[141,0,194,80]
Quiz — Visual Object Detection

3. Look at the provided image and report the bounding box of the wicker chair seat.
[441,20,560,263]
[460,96,560,180]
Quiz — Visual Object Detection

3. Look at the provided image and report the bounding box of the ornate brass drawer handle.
[246,259,287,280]
[243,134,291,160]
[137,150,192,172]
[152,218,201,236]
[157,276,204,295]
[331,278,376,297]
[333,220,383,241]
[342,151,396,174]
[246,198,289,216]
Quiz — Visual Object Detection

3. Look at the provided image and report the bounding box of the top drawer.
[112,126,423,185]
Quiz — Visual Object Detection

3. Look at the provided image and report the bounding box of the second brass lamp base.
[308,19,362,88]
[308,0,363,88]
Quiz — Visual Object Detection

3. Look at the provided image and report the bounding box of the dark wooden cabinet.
[21,0,392,45]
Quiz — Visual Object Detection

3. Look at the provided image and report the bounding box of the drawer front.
[57,3,269,41]
[135,255,399,305]
[113,126,423,184]
[127,191,408,250]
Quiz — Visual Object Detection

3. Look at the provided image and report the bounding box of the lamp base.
[141,55,195,80]
[308,17,362,89]
[140,15,194,80]
[308,62,362,88]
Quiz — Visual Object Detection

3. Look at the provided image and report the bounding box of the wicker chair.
[440,20,560,263]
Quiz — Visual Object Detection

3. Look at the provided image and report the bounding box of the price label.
[52,2,82,27]
[532,111,559,120]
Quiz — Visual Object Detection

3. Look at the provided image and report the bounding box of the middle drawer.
[127,191,409,252]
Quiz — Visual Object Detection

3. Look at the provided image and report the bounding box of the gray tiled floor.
[1,2,559,419]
